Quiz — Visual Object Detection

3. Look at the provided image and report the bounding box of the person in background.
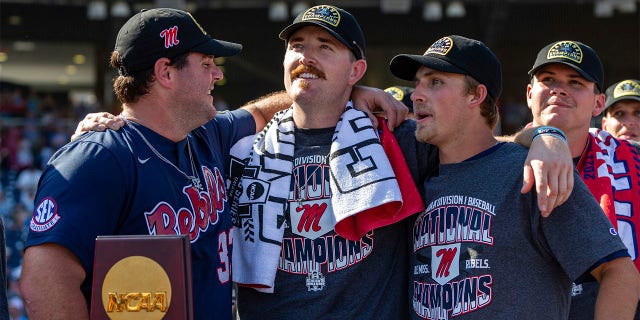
[601,79,640,142]
[385,85,415,119]
[525,39,640,319]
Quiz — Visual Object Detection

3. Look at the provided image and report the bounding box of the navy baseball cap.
[279,5,366,60]
[115,8,242,75]
[389,35,502,100]
[528,40,604,92]
[604,79,640,111]
[384,86,414,112]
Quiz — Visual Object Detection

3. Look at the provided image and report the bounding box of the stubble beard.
[415,123,434,144]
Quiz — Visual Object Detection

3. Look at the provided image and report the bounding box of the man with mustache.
[525,40,640,319]
[228,6,576,320]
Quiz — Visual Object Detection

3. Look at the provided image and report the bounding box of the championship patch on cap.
[424,36,453,56]
[30,197,61,232]
[301,5,340,27]
[385,86,405,101]
[546,41,583,64]
[613,80,640,99]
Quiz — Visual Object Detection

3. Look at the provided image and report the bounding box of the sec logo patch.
[30,197,61,232]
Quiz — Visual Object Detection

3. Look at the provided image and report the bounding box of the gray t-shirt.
[410,142,627,319]
[237,121,436,320]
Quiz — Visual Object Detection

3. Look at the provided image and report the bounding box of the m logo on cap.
[547,41,583,64]
[424,36,453,56]
[160,26,180,49]
[302,5,340,27]
[613,80,640,99]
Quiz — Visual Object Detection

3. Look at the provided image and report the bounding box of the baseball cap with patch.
[115,8,242,75]
[528,40,604,92]
[384,86,414,112]
[279,5,366,60]
[389,35,502,100]
[604,79,640,111]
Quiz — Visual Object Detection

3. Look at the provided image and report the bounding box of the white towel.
[228,102,406,292]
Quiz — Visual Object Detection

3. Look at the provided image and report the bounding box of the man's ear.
[153,58,173,87]
[526,83,534,111]
[469,84,488,107]
[348,59,367,86]
[592,92,606,117]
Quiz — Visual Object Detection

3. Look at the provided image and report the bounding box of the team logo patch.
[384,86,405,102]
[613,80,640,99]
[431,243,460,285]
[546,41,583,64]
[425,36,453,56]
[30,197,61,232]
[159,25,180,49]
[301,5,340,27]
[306,271,326,291]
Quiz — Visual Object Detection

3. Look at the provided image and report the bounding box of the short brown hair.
[110,51,190,104]
[465,75,498,129]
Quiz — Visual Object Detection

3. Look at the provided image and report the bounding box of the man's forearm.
[593,257,640,320]
[240,91,292,132]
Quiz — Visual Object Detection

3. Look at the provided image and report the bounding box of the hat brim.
[528,62,599,89]
[605,95,640,110]
[192,37,243,58]
[390,54,466,81]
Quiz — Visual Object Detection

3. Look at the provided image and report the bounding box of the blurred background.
[0,0,639,317]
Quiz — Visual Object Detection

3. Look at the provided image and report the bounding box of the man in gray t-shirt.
[390,35,640,319]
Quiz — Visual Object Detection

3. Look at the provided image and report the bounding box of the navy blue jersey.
[26,109,255,320]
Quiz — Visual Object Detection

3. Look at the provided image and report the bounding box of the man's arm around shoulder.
[240,91,291,133]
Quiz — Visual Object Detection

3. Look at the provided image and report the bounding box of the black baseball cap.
[114,8,243,75]
[389,35,502,100]
[604,79,640,111]
[384,86,414,112]
[279,5,366,60]
[528,40,604,92]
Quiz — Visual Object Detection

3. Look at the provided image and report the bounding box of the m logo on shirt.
[432,243,460,285]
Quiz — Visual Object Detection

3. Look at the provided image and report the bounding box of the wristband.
[531,126,568,145]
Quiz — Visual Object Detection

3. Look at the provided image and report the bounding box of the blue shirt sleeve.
[26,138,129,271]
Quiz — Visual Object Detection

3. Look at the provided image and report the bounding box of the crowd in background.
[0,84,99,319]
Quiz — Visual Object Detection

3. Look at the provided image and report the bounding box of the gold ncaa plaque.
[90,235,193,320]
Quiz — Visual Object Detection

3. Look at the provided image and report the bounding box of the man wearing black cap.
[390,35,640,319]
[18,8,295,320]
[526,40,640,320]
[601,79,640,142]
[228,5,432,319]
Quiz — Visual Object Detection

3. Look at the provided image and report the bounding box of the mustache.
[290,65,326,80]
